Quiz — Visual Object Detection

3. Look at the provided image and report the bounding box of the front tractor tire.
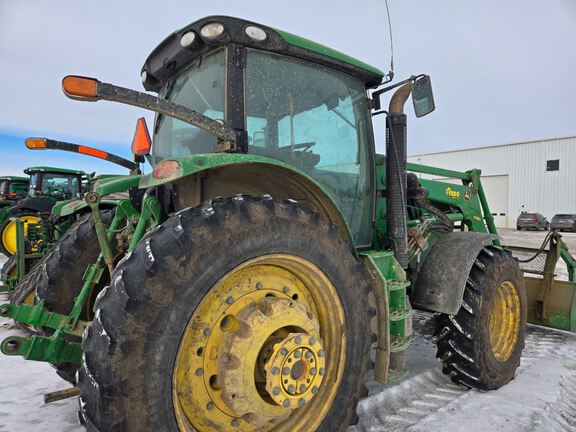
[433,246,527,390]
[77,196,371,432]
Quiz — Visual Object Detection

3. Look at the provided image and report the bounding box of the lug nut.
[295,336,302,344]
[231,419,239,427]
[280,348,288,356]
[309,337,316,345]
[298,398,306,407]
[256,282,263,289]
[282,367,291,375]
[272,387,281,396]
[226,296,234,304]
[318,349,324,357]
[287,385,296,394]
[271,366,280,375]
[310,368,317,375]
[294,350,302,359]
[299,384,307,393]
[206,402,215,410]
[319,368,326,376]
[305,351,313,359]
[312,386,319,394]
[195,368,204,376]
[283,400,291,408]
[283,286,290,293]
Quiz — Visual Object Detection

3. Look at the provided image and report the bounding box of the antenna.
[384,0,395,83]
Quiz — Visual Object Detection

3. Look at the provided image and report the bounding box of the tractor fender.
[139,154,354,244]
[9,197,55,214]
[52,199,120,218]
[411,232,498,315]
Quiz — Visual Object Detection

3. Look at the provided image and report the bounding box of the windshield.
[245,50,374,245]
[154,49,226,161]
[30,173,81,200]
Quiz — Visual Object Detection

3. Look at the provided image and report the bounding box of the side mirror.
[412,75,435,118]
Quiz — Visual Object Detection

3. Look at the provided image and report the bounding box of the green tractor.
[0,166,87,257]
[1,16,575,432]
[0,176,29,207]
[1,137,141,296]
[0,175,30,249]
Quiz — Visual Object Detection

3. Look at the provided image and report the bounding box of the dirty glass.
[245,51,374,245]
[30,173,80,200]
[154,49,226,161]
[0,181,7,195]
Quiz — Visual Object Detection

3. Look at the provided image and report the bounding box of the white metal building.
[407,136,576,228]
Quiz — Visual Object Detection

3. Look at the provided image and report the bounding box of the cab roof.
[24,166,85,176]
[0,176,29,182]
[141,16,384,92]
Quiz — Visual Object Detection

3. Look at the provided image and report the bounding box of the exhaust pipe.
[386,82,413,269]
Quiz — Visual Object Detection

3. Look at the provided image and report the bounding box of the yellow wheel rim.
[488,281,521,362]
[173,254,346,431]
[1,215,40,255]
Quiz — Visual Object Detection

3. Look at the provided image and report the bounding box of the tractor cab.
[24,166,85,201]
[0,176,29,203]
[141,16,386,245]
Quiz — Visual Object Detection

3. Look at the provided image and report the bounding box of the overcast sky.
[1,0,575,175]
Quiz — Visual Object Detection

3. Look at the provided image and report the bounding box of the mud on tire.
[77,196,371,432]
[433,246,527,390]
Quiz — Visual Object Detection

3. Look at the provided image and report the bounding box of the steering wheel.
[280,142,317,151]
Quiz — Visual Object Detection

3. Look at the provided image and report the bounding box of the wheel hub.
[264,333,325,408]
[218,297,323,426]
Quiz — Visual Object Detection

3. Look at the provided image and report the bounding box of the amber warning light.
[62,75,99,101]
[25,138,47,149]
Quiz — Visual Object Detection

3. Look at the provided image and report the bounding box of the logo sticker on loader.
[445,187,460,200]
[464,190,471,200]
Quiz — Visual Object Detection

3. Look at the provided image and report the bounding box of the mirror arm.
[39,139,140,173]
[76,80,240,151]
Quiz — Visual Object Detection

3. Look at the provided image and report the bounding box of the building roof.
[409,135,576,157]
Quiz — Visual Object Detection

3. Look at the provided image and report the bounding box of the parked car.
[551,214,576,232]
[516,212,550,231]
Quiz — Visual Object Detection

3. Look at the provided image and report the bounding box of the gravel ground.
[0,230,575,432]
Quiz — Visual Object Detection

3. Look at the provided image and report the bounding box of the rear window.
[553,214,575,219]
[519,213,537,218]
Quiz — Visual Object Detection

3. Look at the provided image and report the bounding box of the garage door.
[481,175,509,228]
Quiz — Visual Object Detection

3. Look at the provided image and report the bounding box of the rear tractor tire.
[77,196,371,432]
[433,246,526,390]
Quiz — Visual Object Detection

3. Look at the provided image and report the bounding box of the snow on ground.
[350,313,576,432]
[0,231,575,431]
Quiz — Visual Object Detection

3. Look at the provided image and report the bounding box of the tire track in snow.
[351,324,573,432]
[351,366,470,432]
